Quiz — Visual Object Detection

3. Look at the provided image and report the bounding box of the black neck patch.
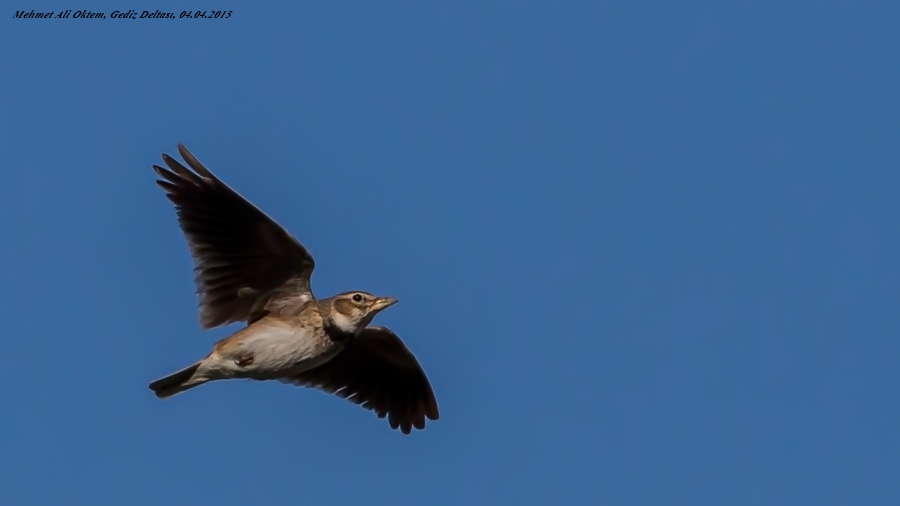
[324,319,356,343]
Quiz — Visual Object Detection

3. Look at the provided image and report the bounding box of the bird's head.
[325,291,398,337]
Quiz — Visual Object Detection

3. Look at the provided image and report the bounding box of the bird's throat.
[324,315,357,343]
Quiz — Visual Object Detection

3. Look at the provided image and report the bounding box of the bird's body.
[212,311,338,380]
[150,308,337,397]
[148,144,439,434]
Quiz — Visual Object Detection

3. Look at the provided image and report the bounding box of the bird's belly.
[221,324,338,378]
[281,346,342,376]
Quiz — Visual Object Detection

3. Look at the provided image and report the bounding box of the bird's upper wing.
[283,326,439,434]
[153,144,316,329]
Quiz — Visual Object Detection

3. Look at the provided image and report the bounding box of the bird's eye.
[352,294,363,302]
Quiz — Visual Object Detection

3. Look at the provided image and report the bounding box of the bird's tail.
[149,362,206,399]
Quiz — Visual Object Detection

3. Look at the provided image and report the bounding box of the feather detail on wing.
[283,326,439,434]
[153,144,316,328]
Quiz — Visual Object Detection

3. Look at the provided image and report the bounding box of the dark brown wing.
[284,326,439,434]
[153,144,316,329]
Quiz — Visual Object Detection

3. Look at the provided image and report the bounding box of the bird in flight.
[148,144,439,434]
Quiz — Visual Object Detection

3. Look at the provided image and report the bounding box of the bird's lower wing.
[281,326,439,434]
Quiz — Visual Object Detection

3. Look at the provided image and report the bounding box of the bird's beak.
[373,297,399,311]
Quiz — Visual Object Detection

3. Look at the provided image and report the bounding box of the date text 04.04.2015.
[179,10,233,19]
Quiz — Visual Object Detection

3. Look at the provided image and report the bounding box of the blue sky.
[2,2,899,504]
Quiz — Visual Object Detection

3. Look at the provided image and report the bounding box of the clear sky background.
[2,2,899,505]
